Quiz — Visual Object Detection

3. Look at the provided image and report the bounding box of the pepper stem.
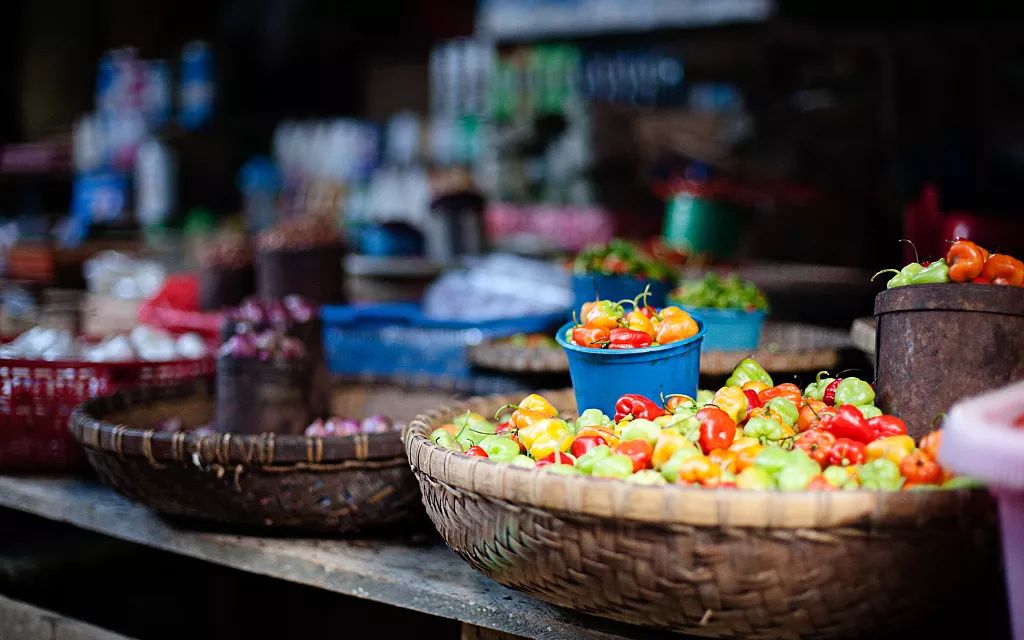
[494,404,518,421]
[899,238,920,264]
[871,269,900,281]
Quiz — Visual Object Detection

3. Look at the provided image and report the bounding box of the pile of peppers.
[572,238,675,282]
[428,360,978,491]
[877,238,1024,288]
[568,290,700,350]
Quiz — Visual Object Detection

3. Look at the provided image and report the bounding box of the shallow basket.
[405,392,1000,639]
[71,380,423,533]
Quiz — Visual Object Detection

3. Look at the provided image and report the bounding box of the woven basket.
[405,392,1000,639]
[468,340,569,374]
[71,380,422,533]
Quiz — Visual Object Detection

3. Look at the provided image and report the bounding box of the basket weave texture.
[405,391,999,639]
[72,381,420,533]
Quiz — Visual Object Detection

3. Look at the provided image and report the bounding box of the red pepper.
[828,438,866,467]
[826,404,873,443]
[571,325,610,348]
[608,327,653,350]
[758,383,803,409]
[867,415,907,440]
[794,429,836,466]
[465,445,489,458]
[570,434,608,458]
[535,451,576,467]
[614,440,654,472]
[822,378,842,406]
[696,406,737,454]
[614,394,666,421]
[743,389,762,411]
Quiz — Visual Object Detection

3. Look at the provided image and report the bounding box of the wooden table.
[0,476,686,640]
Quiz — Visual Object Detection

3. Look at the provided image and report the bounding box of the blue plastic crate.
[321,303,566,379]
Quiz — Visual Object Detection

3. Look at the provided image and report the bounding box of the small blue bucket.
[680,307,764,351]
[555,320,706,417]
[571,274,671,315]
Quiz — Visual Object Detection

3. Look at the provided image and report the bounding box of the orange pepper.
[741,381,770,395]
[758,383,803,409]
[797,399,827,432]
[946,239,987,282]
[624,309,656,337]
[576,425,620,447]
[980,254,1024,286]
[508,408,548,430]
[677,455,722,486]
[707,448,739,474]
[517,393,558,417]
[919,430,942,460]
[728,437,763,471]
[655,307,699,344]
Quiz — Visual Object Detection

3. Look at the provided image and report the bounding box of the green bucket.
[663,192,742,258]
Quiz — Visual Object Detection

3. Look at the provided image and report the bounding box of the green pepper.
[660,446,700,482]
[776,450,821,491]
[576,408,612,432]
[478,434,522,463]
[744,417,790,444]
[592,453,636,479]
[454,413,497,449]
[736,466,775,490]
[881,262,924,288]
[834,377,875,408]
[511,455,536,468]
[696,389,715,406]
[620,419,661,445]
[543,463,582,475]
[942,476,985,489]
[822,465,859,490]
[752,446,793,477]
[575,444,612,475]
[858,458,904,490]
[803,371,835,401]
[430,430,461,451]
[725,358,773,388]
[909,258,950,285]
[856,404,882,419]
[764,397,799,427]
[626,469,668,485]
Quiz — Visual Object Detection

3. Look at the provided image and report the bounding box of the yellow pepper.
[624,309,655,337]
[517,394,558,418]
[728,437,763,471]
[651,430,695,469]
[526,418,575,459]
[713,386,748,425]
[741,380,770,395]
[577,425,619,447]
[865,435,915,464]
[508,408,548,430]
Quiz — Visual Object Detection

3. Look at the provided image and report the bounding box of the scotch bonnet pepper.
[614,394,666,421]
[725,358,774,388]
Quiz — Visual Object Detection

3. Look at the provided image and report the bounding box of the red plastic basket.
[0,355,214,472]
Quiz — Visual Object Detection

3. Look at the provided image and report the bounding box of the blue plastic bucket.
[680,307,764,351]
[555,320,706,417]
[571,274,672,315]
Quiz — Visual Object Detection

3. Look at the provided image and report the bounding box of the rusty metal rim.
[875,283,1024,316]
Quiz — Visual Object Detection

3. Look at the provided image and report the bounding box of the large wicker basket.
[71,380,423,533]
[405,392,1000,639]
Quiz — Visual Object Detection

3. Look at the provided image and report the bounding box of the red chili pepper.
[570,434,608,458]
[867,415,907,440]
[822,378,842,406]
[826,404,874,443]
[607,327,654,349]
[614,440,654,472]
[465,445,489,458]
[743,389,762,410]
[696,406,737,454]
[535,451,576,467]
[828,438,866,467]
[614,394,666,421]
[571,325,610,348]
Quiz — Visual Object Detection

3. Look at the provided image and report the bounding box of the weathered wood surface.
[0,593,134,640]
[0,476,688,640]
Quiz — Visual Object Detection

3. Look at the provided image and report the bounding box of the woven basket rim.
[71,381,406,467]
[404,391,987,529]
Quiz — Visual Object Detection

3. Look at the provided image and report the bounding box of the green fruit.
[660,447,701,482]
[592,454,635,479]
[619,419,661,445]
[478,434,521,463]
[575,445,612,475]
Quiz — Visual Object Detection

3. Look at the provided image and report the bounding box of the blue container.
[555,320,706,417]
[571,274,671,315]
[680,307,765,351]
[321,303,566,380]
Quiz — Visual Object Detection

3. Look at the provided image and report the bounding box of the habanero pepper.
[608,327,653,350]
[833,377,875,408]
[712,386,748,425]
[571,325,610,348]
[826,404,874,443]
[655,306,699,345]
[725,358,774,388]
[980,254,1024,286]
[570,434,608,458]
[797,399,827,432]
[615,439,654,472]
[728,437,764,472]
[743,389,763,417]
[581,299,624,329]
[794,429,836,466]
[946,239,987,282]
[696,406,737,454]
[764,397,799,428]
[899,450,943,485]
[757,383,802,410]
[865,435,914,464]
[677,455,722,486]
[867,415,907,440]
[919,430,943,461]
[614,394,666,421]
[517,394,558,417]
[651,431,695,469]
[828,438,866,467]
[623,309,656,337]
[803,371,835,401]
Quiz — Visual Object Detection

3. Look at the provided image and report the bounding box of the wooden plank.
[0,477,688,640]
[0,593,134,640]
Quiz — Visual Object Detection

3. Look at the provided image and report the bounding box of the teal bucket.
[555,320,706,417]
[679,307,765,351]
